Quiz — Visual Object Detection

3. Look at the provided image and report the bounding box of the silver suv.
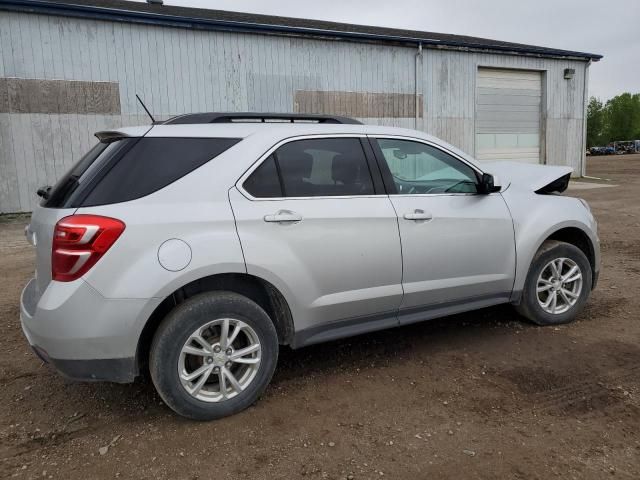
[20,113,599,420]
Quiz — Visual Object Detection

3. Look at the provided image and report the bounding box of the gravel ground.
[1,155,639,479]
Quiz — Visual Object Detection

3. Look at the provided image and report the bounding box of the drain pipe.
[415,42,423,129]
[580,59,592,177]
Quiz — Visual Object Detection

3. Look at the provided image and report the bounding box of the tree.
[586,97,606,147]
[586,93,640,147]
[604,93,640,142]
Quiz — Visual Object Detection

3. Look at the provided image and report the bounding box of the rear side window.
[79,137,240,206]
[243,138,374,198]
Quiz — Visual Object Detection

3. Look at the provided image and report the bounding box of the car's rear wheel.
[516,240,592,325]
[149,291,278,420]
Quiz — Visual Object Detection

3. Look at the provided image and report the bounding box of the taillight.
[52,215,125,282]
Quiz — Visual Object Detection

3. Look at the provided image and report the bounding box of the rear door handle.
[264,210,303,223]
[403,209,433,221]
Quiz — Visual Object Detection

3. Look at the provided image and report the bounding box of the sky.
[132,0,638,101]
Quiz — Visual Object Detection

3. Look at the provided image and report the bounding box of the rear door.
[229,136,403,343]
[370,136,516,322]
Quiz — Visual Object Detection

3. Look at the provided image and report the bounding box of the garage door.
[476,68,542,164]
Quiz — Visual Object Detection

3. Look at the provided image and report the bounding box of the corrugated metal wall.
[0,11,589,213]
[420,50,588,171]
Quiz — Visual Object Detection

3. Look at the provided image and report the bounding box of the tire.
[149,291,279,420]
[515,240,592,326]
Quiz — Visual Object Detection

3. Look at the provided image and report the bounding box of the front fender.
[503,190,599,296]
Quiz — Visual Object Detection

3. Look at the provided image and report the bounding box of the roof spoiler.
[94,126,153,143]
[95,130,132,143]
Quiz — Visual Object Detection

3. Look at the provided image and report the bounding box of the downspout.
[580,59,592,177]
[415,42,423,129]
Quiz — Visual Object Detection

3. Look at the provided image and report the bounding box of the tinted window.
[376,139,478,194]
[43,141,117,208]
[243,155,282,198]
[79,137,240,206]
[276,138,374,197]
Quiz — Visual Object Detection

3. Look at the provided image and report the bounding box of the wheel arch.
[135,272,294,375]
[544,226,597,280]
[512,216,599,301]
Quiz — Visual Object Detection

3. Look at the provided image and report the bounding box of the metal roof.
[1,0,602,61]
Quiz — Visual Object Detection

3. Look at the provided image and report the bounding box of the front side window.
[376,139,479,194]
[243,138,375,198]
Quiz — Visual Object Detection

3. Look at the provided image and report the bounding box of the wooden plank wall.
[0,11,589,212]
[0,78,120,114]
[294,91,423,118]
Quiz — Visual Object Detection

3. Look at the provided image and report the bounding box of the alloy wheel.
[536,257,583,315]
[178,318,262,402]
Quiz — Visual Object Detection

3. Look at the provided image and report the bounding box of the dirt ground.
[1,155,639,480]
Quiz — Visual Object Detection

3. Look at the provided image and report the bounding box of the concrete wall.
[0,11,589,213]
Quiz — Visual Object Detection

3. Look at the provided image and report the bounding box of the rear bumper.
[20,277,161,383]
[24,340,137,383]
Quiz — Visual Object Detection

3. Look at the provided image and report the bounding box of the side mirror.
[478,173,501,194]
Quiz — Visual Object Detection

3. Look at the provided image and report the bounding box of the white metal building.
[0,0,601,213]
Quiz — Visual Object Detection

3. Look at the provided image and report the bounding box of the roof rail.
[163,112,362,125]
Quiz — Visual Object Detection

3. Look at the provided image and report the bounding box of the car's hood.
[481,162,573,193]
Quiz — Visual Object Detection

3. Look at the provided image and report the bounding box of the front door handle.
[264,210,303,223]
[403,209,433,221]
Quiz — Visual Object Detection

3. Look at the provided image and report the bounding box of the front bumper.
[20,277,160,383]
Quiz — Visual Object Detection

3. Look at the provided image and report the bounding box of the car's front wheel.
[516,240,592,325]
[149,292,279,420]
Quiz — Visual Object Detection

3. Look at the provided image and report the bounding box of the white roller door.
[476,68,542,164]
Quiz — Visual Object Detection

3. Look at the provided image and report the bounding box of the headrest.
[277,150,313,179]
[331,154,359,185]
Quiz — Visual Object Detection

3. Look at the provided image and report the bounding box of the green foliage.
[586,93,640,147]
[586,97,606,147]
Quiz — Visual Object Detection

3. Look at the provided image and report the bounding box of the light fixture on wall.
[564,68,575,80]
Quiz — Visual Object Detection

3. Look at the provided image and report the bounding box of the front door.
[230,136,403,343]
[370,136,516,323]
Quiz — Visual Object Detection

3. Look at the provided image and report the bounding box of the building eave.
[0,0,603,62]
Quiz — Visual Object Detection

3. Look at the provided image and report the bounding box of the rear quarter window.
[78,137,240,206]
[42,141,115,208]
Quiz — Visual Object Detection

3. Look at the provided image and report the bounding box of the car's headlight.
[578,198,591,212]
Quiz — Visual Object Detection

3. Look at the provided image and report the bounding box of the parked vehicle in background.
[614,140,640,154]
[589,146,616,156]
[589,147,603,156]
[20,113,600,420]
